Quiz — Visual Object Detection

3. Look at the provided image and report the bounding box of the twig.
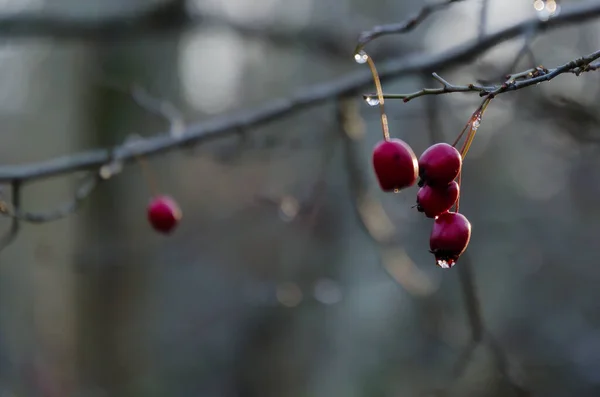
[366,49,600,102]
[364,72,495,102]
[0,1,597,187]
[99,77,186,136]
[2,173,100,224]
[130,85,186,136]
[0,181,22,252]
[356,0,466,52]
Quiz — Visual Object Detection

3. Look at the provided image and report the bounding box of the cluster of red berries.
[147,195,181,234]
[372,140,471,268]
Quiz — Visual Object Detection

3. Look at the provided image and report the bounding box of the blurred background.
[0,0,599,396]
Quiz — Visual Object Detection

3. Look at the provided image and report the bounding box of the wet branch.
[0,0,596,238]
[365,49,600,102]
[356,0,467,51]
[0,1,598,186]
[2,174,100,224]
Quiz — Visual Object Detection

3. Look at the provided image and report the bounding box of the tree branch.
[365,49,600,102]
[3,174,100,224]
[0,1,598,186]
[356,0,467,52]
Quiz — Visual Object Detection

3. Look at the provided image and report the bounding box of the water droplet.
[99,159,124,180]
[364,96,380,106]
[436,259,455,269]
[354,51,368,64]
[471,115,481,130]
[393,188,400,193]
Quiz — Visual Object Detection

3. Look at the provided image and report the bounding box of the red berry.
[416,181,459,218]
[372,138,418,192]
[429,212,471,268]
[418,143,462,186]
[147,196,181,234]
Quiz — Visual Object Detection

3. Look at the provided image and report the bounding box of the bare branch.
[2,173,100,224]
[364,73,495,102]
[129,84,186,136]
[0,1,597,187]
[365,49,600,102]
[356,0,466,52]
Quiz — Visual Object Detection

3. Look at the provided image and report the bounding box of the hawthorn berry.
[429,212,471,268]
[418,143,462,187]
[147,195,182,234]
[416,180,459,218]
[372,138,419,192]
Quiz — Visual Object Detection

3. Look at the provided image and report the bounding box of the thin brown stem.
[364,52,391,141]
[135,155,159,197]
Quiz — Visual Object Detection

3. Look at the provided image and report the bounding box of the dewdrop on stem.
[354,50,368,64]
[364,50,419,192]
[471,114,481,130]
[364,96,380,106]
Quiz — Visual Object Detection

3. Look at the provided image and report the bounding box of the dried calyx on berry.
[372,138,419,192]
[416,181,459,218]
[147,195,182,234]
[429,212,471,268]
[418,143,462,187]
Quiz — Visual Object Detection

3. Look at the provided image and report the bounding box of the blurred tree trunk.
[75,16,182,397]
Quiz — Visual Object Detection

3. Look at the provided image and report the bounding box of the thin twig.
[2,174,100,224]
[356,0,466,52]
[0,181,22,252]
[364,73,495,102]
[0,1,597,187]
[365,49,600,102]
[130,85,186,136]
[99,77,187,136]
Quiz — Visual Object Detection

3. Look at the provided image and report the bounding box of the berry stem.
[451,121,471,148]
[135,154,160,197]
[364,53,390,141]
[460,96,493,158]
[452,96,494,157]
[455,170,462,213]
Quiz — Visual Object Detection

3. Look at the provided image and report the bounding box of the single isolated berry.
[147,195,182,234]
[418,143,462,187]
[372,138,419,192]
[416,180,459,218]
[430,212,471,269]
